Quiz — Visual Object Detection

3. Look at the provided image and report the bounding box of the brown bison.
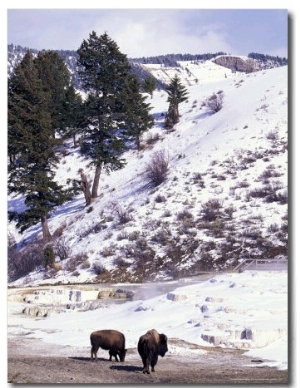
[137,329,168,374]
[90,329,127,362]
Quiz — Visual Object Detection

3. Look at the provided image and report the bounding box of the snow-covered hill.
[143,59,236,86]
[8,60,288,286]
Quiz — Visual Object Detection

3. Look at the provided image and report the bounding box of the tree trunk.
[175,104,180,123]
[136,135,140,151]
[79,170,92,206]
[41,216,51,242]
[92,164,102,199]
[165,102,178,129]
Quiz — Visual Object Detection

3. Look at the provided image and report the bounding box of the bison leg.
[109,350,120,362]
[151,354,158,372]
[143,357,150,374]
[91,345,99,361]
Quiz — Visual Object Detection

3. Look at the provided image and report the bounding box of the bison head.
[119,348,127,362]
[158,334,168,357]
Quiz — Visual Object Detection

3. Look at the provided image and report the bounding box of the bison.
[137,329,168,374]
[90,329,127,362]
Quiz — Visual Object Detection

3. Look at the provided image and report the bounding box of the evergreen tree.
[34,50,72,135]
[121,76,154,150]
[164,74,189,129]
[8,51,73,240]
[142,75,157,98]
[61,86,85,147]
[77,31,153,198]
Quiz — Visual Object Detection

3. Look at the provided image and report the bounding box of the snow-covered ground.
[7,270,287,370]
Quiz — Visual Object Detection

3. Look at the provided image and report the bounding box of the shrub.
[206,218,225,238]
[110,203,133,225]
[92,262,106,275]
[131,237,156,280]
[117,231,129,241]
[177,209,194,221]
[268,223,280,233]
[200,199,223,221]
[155,194,166,203]
[199,252,215,271]
[258,165,282,181]
[224,205,236,219]
[135,237,150,251]
[65,253,88,272]
[128,230,141,241]
[54,237,70,261]
[100,244,116,257]
[166,243,185,263]
[235,180,250,189]
[241,227,262,240]
[121,243,136,258]
[145,132,160,147]
[265,190,288,204]
[162,209,172,217]
[8,242,44,282]
[113,257,128,268]
[192,172,205,188]
[205,91,224,112]
[81,259,90,269]
[151,227,172,245]
[53,223,67,238]
[43,245,55,269]
[8,232,16,249]
[135,249,156,279]
[145,150,169,187]
[249,187,269,198]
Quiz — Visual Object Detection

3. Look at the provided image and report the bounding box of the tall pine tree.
[122,76,154,150]
[61,86,85,147]
[77,31,153,198]
[8,51,73,240]
[34,50,73,136]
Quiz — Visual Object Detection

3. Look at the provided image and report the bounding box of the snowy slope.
[143,59,235,86]
[8,60,288,286]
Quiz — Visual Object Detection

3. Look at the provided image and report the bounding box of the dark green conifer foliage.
[43,244,55,269]
[34,50,72,135]
[8,51,73,240]
[142,75,157,98]
[61,86,85,147]
[77,31,153,198]
[164,74,189,129]
[121,76,154,150]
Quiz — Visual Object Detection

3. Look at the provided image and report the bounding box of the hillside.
[7,59,288,286]
[7,44,287,90]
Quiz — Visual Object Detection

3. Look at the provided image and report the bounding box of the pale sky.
[7,7,288,58]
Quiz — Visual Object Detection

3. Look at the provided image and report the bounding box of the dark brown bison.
[90,329,127,362]
[137,329,168,374]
